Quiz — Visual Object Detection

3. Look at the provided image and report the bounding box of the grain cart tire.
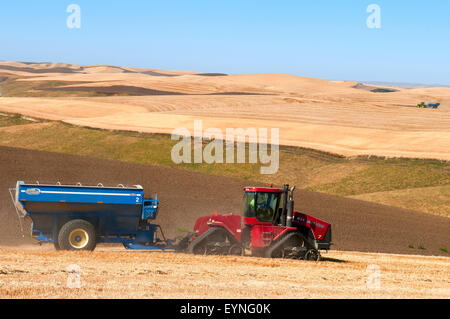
[53,241,61,251]
[58,219,97,251]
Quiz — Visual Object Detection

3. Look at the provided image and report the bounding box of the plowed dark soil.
[0,146,448,256]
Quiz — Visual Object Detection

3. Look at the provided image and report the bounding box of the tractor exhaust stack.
[281,184,289,226]
[286,186,295,227]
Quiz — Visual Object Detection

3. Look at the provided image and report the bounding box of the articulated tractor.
[187,185,332,261]
[11,180,332,261]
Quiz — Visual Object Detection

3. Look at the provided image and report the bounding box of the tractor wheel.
[188,227,220,255]
[228,243,244,256]
[192,243,208,255]
[188,227,234,255]
[304,249,321,261]
[265,232,306,259]
[58,219,97,251]
[269,247,285,259]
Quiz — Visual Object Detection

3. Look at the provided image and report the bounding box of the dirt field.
[1,61,449,160]
[1,146,449,256]
[0,245,448,298]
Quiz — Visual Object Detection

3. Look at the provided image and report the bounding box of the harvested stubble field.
[0,245,449,299]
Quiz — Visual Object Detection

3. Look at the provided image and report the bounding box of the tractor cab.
[243,185,295,227]
[243,187,284,225]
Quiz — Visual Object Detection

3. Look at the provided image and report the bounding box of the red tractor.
[187,184,332,261]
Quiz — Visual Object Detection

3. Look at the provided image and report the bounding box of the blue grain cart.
[428,103,440,109]
[10,181,187,251]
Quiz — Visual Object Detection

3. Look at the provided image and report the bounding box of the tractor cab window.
[243,191,280,223]
[274,192,285,224]
[243,192,256,218]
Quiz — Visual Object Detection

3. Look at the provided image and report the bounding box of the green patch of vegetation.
[408,244,414,249]
[0,120,448,217]
[418,245,425,250]
[440,247,448,253]
[308,163,449,196]
[349,185,450,218]
[0,114,38,127]
[177,226,190,233]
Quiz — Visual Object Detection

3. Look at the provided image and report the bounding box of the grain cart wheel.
[58,219,97,251]
[53,241,61,251]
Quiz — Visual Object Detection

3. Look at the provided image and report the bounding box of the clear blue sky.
[1,1,449,84]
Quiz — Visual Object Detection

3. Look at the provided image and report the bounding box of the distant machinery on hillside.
[417,102,440,109]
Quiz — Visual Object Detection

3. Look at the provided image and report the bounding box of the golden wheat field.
[1,61,449,160]
[0,245,448,299]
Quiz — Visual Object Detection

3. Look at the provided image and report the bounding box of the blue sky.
[1,1,449,84]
